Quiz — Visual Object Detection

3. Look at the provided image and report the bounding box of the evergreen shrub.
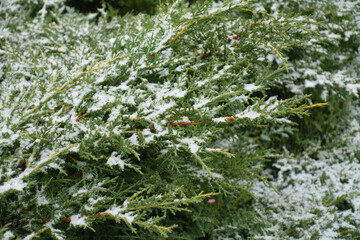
[249,1,360,239]
[0,0,359,239]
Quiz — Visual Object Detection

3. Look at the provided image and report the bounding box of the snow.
[104,200,137,224]
[160,149,169,154]
[129,134,139,145]
[89,91,116,112]
[2,231,14,240]
[71,187,88,197]
[346,83,360,97]
[190,165,224,181]
[0,177,27,193]
[106,152,125,169]
[252,116,360,239]
[244,83,260,92]
[23,233,36,240]
[212,117,228,123]
[303,69,317,77]
[179,138,202,154]
[0,0,359,238]
[85,197,104,211]
[69,144,80,152]
[70,214,87,227]
[37,195,49,206]
[44,221,65,240]
[236,109,261,119]
[194,97,211,109]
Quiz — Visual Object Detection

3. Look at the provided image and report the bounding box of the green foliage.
[0,0,359,239]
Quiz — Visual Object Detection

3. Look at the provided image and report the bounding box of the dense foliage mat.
[0,0,359,239]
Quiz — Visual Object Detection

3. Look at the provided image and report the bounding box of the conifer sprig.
[0,0,336,238]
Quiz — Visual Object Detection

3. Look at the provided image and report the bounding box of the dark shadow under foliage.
[65,0,203,15]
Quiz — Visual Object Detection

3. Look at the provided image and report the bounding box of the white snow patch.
[179,138,202,153]
[104,200,137,224]
[106,152,125,169]
[23,233,36,240]
[37,195,49,206]
[244,83,260,92]
[0,177,27,193]
[69,144,80,152]
[160,149,169,154]
[129,134,139,145]
[70,214,87,227]
[193,97,211,109]
[2,231,14,240]
[305,80,318,88]
[236,109,261,119]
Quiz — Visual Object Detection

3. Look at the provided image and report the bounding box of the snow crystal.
[319,229,338,239]
[2,231,14,240]
[105,204,125,216]
[320,30,341,40]
[192,167,224,181]
[70,214,87,227]
[229,94,248,103]
[244,84,260,92]
[175,64,188,72]
[104,201,137,224]
[129,134,139,145]
[44,221,65,240]
[163,87,187,98]
[76,161,87,167]
[276,118,292,124]
[236,109,261,119]
[87,12,98,20]
[23,233,36,240]
[109,38,116,45]
[71,187,88,197]
[84,205,93,211]
[303,69,317,76]
[0,177,27,193]
[211,65,232,80]
[1,108,12,120]
[212,117,228,123]
[88,197,104,205]
[346,83,360,97]
[193,97,211,109]
[161,48,172,59]
[85,173,94,180]
[147,82,187,99]
[158,68,169,78]
[146,101,176,120]
[68,144,80,152]
[179,138,202,153]
[37,195,49,206]
[212,172,224,179]
[106,152,125,169]
[305,80,317,88]
[38,149,54,166]
[160,149,169,155]
[84,197,104,211]
[205,148,222,151]
[142,128,155,142]
[89,91,116,112]
[58,46,67,52]
[121,212,137,224]
[195,78,209,87]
